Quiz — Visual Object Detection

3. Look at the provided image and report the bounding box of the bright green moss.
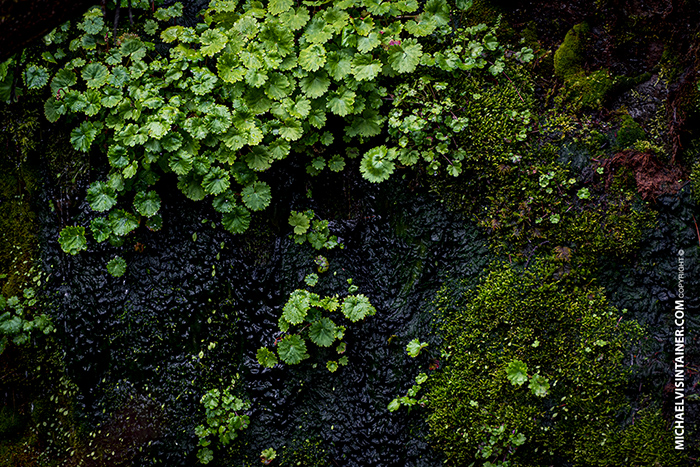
[692,160,700,204]
[425,260,668,466]
[615,114,646,150]
[553,22,589,80]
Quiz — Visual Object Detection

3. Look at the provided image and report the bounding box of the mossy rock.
[553,22,590,80]
[614,114,647,150]
[424,259,679,466]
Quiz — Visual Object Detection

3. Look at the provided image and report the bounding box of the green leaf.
[107,256,127,277]
[25,65,49,89]
[328,155,345,172]
[299,71,330,98]
[388,39,423,73]
[244,147,271,171]
[357,32,381,53]
[59,226,87,255]
[256,347,278,368]
[82,63,109,88]
[279,7,310,30]
[70,122,99,152]
[299,44,327,72]
[50,69,77,94]
[326,360,339,372]
[388,398,401,412]
[134,190,161,217]
[327,87,355,116]
[265,73,293,100]
[304,273,319,287]
[269,0,294,15]
[406,338,428,357]
[222,207,251,234]
[279,119,303,141]
[529,374,550,397]
[169,150,193,176]
[200,28,227,57]
[325,50,353,80]
[101,86,122,107]
[304,16,333,44]
[506,360,528,386]
[282,290,310,325]
[146,215,163,232]
[44,97,66,123]
[309,318,337,347]
[277,334,309,365]
[202,167,230,195]
[289,211,311,235]
[342,294,376,322]
[90,217,111,243]
[360,146,395,183]
[87,181,117,212]
[109,210,139,236]
[351,54,382,81]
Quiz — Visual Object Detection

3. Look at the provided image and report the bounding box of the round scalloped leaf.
[342,294,376,322]
[506,360,528,386]
[82,63,109,88]
[134,190,161,217]
[388,39,423,73]
[299,71,330,98]
[59,226,87,255]
[107,256,127,277]
[51,69,77,94]
[360,146,395,183]
[282,290,310,325]
[222,206,251,234]
[25,65,49,89]
[212,190,236,213]
[256,347,278,368]
[241,181,271,211]
[326,360,339,373]
[288,211,311,235]
[279,7,310,30]
[109,209,139,236]
[86,181,117,212]
[202,167,230,195]
[529,373,550,397]
[90,217,111,243]
[70,121,99,152]
[309,318,337,347]
[200,29,227,57]
[328,154,346,172]
[276,334,309,365]
[44,97,66,123]
[269,0,293,15]
[299,44,326,72]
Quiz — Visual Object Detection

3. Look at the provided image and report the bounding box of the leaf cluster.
[256,287,375,371]
[195,383,251,464]
[289,210,341,250]
[0,288,54,354]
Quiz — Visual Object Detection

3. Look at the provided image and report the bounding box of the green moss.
[0,198,38,297]
[691,159,700,204]
[553,22,590,80]
[425,260,678,466]
[615,114,646,150]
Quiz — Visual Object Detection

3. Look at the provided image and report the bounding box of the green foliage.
[20,0,531,259]
[195,381,251,464]
[425,260,649,466]
[106,256,127,277]
[0,288,54,354]
[260,447,277,465]
[289,210,341,250]
[406,338,428,357]
[58,226,87,255]
[388,372,428,412]
[553,23,589,80]
[258,286,375,370]
[476,424,527,467]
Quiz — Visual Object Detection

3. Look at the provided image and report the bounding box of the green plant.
[256,286,375,371]
[425,260,649,466]
[388,372,428,412]
[195,382,251,464]
[0,288,54,354]
[476,424,526,467]
[289,210,341,250]
[260,447,277,465]
[406,338,428,357]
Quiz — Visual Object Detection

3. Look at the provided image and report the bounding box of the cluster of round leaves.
[256,282,376,372]
[0,288,55,354]
[195,384,251,464]
[36,0,477,258]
